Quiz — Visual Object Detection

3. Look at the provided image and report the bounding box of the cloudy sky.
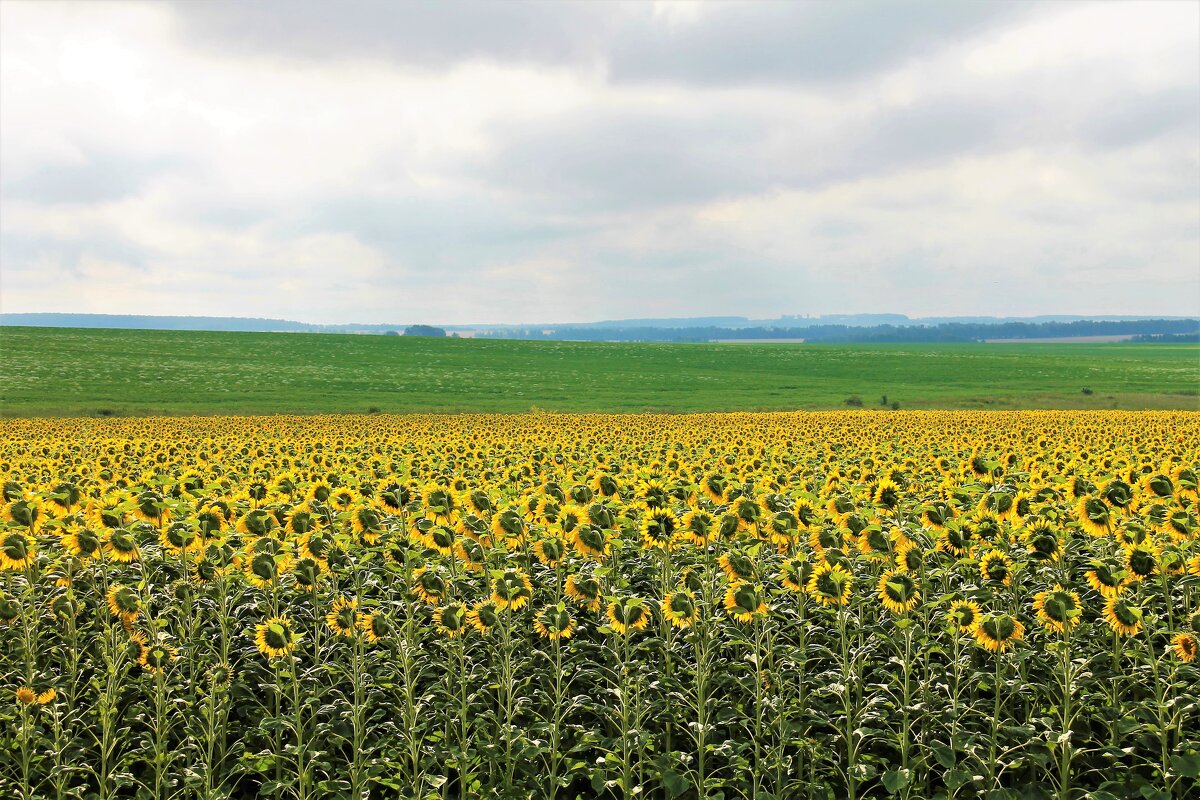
[1,0,1197,325]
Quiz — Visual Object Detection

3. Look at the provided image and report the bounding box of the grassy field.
[0,325,1196,416]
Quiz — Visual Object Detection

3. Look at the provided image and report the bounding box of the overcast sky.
[1,0,1197,325]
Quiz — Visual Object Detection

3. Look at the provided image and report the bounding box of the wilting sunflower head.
[0,593,20,626]
[973,612,1025,653]
[877,570,921,614]
[534,605,576,640]
[15,686,37,706]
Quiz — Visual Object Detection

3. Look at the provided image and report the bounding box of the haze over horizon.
[2,0,1198,325]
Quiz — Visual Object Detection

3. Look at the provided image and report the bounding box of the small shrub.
[1081,387,1094,395]
[890,401,901,410]
[844,396,864,407]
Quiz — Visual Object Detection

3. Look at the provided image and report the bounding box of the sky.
[1,0,1198,326]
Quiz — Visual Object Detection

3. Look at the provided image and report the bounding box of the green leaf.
[882,767,910,794]
[1171,752,1200,778]
[932,745,957,769]
[662,770,690,798]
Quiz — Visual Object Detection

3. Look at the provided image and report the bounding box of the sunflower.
[935,525,974,558]
[640,507,680,551]
[947,599,981,634]
[533,535,567,567]
[894,539,924,573]
[490,567,533,611]
[139,641,177,674]
[1172,632,1198,663]
[106,584,141,624]
[808,526,843,555]
[565,573,604,612]
[872,479,902,512]
[61,525,103,560]
[0,530,36,571]
[1021,519,1061,562]
[779,556,811,593]
[467,600,500,634]
[973,612,1025,653]
[1124,543,1158,582]
[680,508,720,546]
[36,688,56,705]
[1104,596,1143,637]
[1076,497,1113,537]
[412,566,447,605]
[571,524,611,560]
[4,495,44,530]
[806,562,853,607]
[357,611,389,644]
[422,484,459,523]
[0,594,19,626]
[206,662,234,692]
[103,527,141,563]
[534,605,576,640]
[434,602,469,638]
[605,597,651,634]
[349,504,386,546]
[1032,585,1082,634]
[16,686,37,706]
[1084,561,1128,599]
[877,569,921,614]
[325,596,359,638]
[979,550,1013,586]
[793,497,821,530]
[700,472,728,504]
[719,551,758,584]
[490,506,526,546]
[661,590,699,629]
[160,521,201,554]
[724,582,769,623]
[255,616,300,658]
[243,550,291,589]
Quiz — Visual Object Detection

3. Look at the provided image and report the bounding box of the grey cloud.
[3,150,180,205]
[168,0,611,69]
[1085,86,1200,148]
[607,2,1026,86]
[168,0,1028,87]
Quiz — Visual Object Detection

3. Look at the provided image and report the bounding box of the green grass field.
[1,325,1196,417]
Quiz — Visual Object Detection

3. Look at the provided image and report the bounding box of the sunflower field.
[0,410,1198,800]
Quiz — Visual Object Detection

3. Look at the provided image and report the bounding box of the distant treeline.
[476,318,1200,343]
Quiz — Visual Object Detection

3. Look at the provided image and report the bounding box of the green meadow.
[1,326,1196,417]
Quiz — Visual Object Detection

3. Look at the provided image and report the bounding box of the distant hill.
[2,312,1196,343]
